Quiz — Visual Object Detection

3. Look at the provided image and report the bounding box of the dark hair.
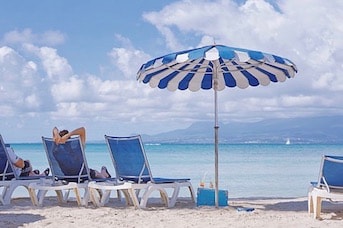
[59,130,69,137]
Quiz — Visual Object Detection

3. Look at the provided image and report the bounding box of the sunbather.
[52,126,111,179]
[6,146,49,177]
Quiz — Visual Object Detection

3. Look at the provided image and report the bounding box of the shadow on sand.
[231,197,343,220]
[0,213,45,227]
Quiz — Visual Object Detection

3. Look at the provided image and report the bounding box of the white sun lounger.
[308,155,343,219]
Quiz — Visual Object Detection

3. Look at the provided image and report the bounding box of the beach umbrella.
[136,44,298,207]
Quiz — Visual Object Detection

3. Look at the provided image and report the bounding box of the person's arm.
[14,158,25,168]
[53,127,61,144]
[6,147,25,168]
[61,127,86,147]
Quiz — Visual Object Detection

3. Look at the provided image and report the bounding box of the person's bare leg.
[94,170,106,178]
[101,166,111,178]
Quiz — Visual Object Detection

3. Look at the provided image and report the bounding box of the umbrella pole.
[214,88,219,208]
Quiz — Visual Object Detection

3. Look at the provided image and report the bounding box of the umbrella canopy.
[137,44,298,207]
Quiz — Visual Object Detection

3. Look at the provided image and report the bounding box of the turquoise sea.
[9,143,343,199]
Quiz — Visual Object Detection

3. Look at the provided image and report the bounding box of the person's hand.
[59,134,69,144]
[53,134,62,144]
[53,127,63,144]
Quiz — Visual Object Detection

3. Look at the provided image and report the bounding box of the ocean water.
[9,143,343,199]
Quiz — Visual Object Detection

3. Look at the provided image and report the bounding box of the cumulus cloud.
[1,0,343,141]
[2,29,65,46]
[108,34,151,79]
[140,0,343,121]
[23,44,73,80]
[51,77,85,102]
[0,46,43,114]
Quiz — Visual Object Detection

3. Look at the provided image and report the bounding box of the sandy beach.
[0,196,342,228]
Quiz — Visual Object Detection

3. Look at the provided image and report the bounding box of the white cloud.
[108,47,147,79]
[108,35,151,79]
[25,94,41,109]
[51,76,85,102]
[1,0,343,141]
[139,0,343,121]
[2,28,65,46]
[313,72,343,91]
[281,95,317,107]
[0,46,44,113]
[24,44,73,80]
[143,0,287,50]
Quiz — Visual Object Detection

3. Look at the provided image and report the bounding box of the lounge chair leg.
[89,187,101,207]
[82,188,89,206]
[160,189,170,207]
[100,190,111,206]
[120,190,131,206]
[55,190,64,204]
[74,188,82,206]
[2,186,12,205]
[313,194,322,219]
[3,184,16,205]
[1,186,8,204]
[188,185,196,202]
[169,186,180,208]
[116,190,122,201]
[37,190,48,206]
[28,188,38,206]
[140,186,169,208]
[118,189,133,207]
[63,189,70,202]
[128,188,140,209]
[308,192,313,214]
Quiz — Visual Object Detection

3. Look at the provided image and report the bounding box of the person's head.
[59,130,69,137]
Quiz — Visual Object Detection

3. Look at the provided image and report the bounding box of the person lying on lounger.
[52,126,111,179]
[6,146,49,177]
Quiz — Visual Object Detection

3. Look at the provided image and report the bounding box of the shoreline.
[1,196,342,227]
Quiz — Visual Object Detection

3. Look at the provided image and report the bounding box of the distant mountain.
[141,116,343,144]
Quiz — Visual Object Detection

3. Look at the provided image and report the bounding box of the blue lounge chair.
[308,155,343,219]
[104,135,195,208]
[30,136,136,207]
[28,137,89,206]
[0,134,44,205]
[0,135,16,205]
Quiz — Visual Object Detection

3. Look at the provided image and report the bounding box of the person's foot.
[44,168,50,176]
[101,166,111,178]
[33,170,40,175]
[90,169,96,179]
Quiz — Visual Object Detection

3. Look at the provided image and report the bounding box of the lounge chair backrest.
[0,135,15,181]
[318,155,343,190]
[42,136,90,183]
[105,135,152,183]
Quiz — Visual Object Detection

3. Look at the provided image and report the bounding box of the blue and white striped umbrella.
[137,44,297,91]
[137,44,298,207]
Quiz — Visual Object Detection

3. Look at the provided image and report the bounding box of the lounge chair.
[28,136,89,206]
[104,135,195,208]
[308,155,343,219]
[0,134,43,205]
[88,181,139,208]
[0,136,15,205]
[29,136,135,207]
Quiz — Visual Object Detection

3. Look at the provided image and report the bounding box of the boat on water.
[285,138,291,145]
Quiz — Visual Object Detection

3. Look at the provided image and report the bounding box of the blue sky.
[0,0,342,142]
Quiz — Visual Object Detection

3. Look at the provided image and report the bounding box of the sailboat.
[285,138,291,145]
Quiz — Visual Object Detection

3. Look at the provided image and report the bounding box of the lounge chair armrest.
[322,177,330,193]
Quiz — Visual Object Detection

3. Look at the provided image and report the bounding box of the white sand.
[0,196,342,228]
